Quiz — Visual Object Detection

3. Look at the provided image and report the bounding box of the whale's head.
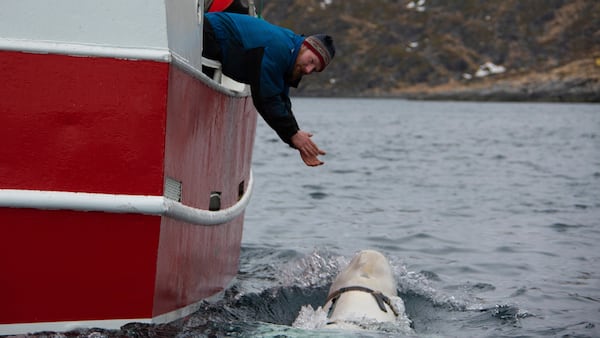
[328,249,396,298]
[323,250,403,328]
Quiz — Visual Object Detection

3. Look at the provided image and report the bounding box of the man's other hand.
[291,130,326,166]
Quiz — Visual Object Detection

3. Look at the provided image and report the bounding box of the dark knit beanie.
[303,34,335,71]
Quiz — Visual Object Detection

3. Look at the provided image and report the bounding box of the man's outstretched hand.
[291,130,326,166]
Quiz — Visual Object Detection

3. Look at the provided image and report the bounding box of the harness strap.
[325,285,400,317]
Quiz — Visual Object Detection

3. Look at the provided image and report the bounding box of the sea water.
[39,99,600,337]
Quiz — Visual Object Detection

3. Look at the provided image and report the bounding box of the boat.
[0,0,257,334]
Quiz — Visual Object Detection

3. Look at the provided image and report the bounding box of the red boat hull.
[0,48,257,330]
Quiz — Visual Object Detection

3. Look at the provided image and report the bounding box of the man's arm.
[253,94,300,146]
[245,48,326,166]
[254,94,326,166]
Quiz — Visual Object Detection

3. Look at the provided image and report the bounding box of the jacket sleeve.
[245,47,299,147]
[252,93,299,147]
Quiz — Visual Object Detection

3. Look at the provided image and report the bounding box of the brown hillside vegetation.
[261,0,600,101]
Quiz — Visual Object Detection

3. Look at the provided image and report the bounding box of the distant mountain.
[261,0,600,101]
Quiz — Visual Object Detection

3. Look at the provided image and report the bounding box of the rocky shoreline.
[396,79,599,103]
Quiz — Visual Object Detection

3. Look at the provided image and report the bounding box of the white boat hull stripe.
[0,38,171,62]
[0,293,210,335]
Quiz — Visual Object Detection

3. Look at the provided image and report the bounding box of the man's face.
[290,47,323,83]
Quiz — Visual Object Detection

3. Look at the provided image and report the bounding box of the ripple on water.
[549,222,589,232]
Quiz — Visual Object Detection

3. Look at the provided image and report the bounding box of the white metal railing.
[0,171,253,226]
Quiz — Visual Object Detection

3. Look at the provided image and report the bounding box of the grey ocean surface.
[238,98,600,337]
[71,98,599,337]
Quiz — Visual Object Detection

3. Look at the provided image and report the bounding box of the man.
[203,12,335,167]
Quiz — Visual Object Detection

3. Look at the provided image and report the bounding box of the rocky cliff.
[260,0,600,101]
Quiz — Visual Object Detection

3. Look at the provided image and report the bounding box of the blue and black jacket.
[204,12,305,146]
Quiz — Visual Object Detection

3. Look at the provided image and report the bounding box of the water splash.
[292,304,329,329]
[279,249,348,288]
[292,300,414,335]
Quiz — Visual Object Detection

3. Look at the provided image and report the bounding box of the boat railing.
[0,171,254,226]
[201,56,247,93]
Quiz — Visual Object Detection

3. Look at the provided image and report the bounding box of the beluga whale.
[293,250,413,333]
